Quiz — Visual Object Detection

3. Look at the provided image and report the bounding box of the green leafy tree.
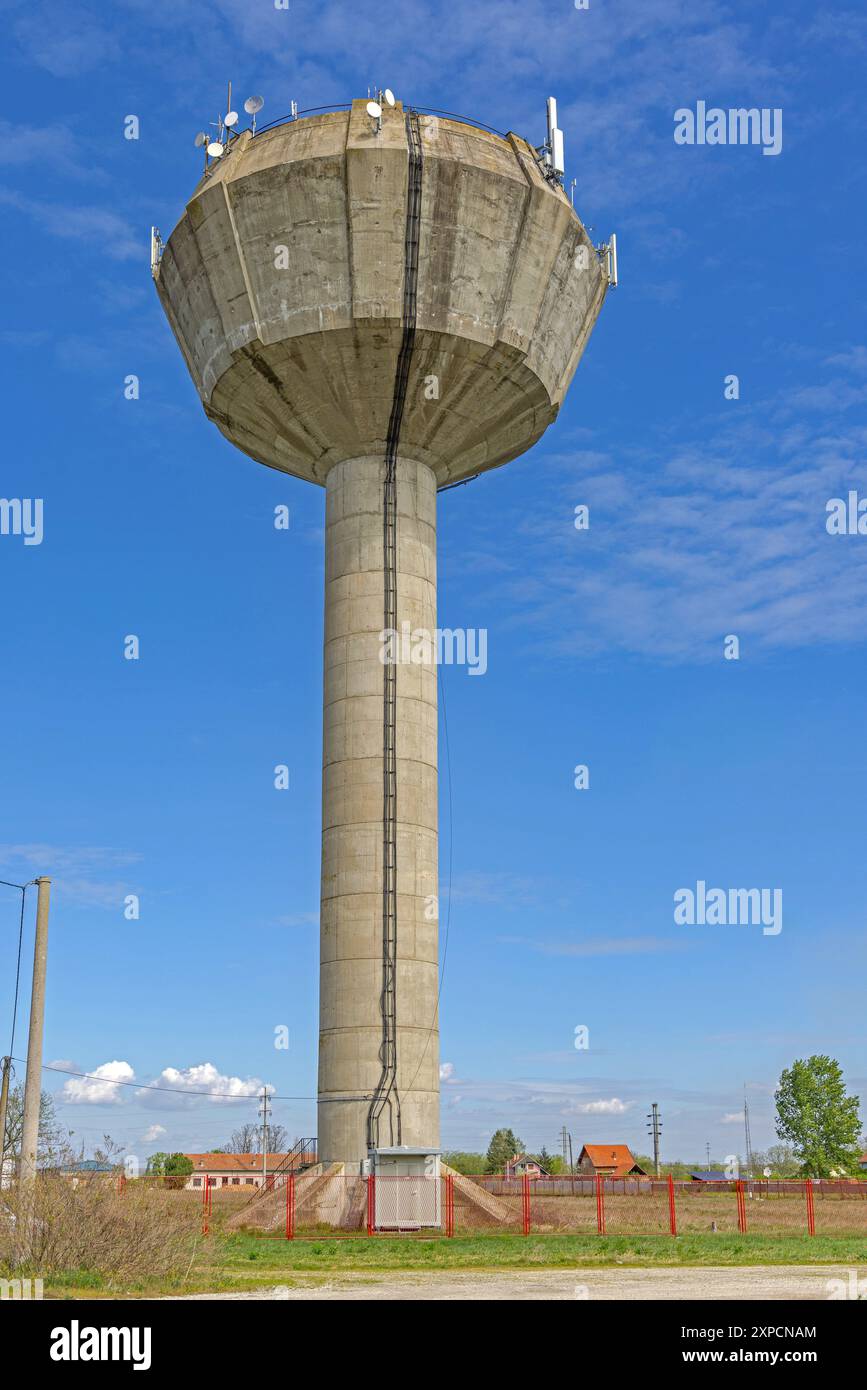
[775,1056,862,1177]
[441,1151,486,1175]
[485,1128,524,1174]
[147,1151,194,1187]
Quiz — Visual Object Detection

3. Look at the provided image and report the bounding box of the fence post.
[806,1178,815,1237]
[596,1174,606,1234]
[286,1174,295,1240]
[736,1179,747,1233]
[445,1175,454,1237]
[202,1178,209,1236]
[668,1174,677,1236]
[366,1174,375,1236]
[522,1173,530,1235]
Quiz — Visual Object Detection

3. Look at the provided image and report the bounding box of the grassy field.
[38,1229,867,1299]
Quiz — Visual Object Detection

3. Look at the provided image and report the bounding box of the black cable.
[17,1060,371,1104]
[2,881,31,1071]
[7,888,27,1058]
[367,107,424,1153]
[403,664,454,1098]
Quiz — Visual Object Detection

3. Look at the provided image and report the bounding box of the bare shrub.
[0,1176,202,1288]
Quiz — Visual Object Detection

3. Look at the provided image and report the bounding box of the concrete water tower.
[154,94,611,1174]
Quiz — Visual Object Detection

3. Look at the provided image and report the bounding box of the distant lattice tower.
[154,95,612,1173]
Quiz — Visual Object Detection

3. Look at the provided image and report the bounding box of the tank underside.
[155,100,607,489]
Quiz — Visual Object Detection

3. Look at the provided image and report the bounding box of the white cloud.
[570,1097,629,1116]
[59,1060,134,1105]
[440,1062,455,1082]
[722,1112,744,1124]
[139,1062,267,1107]
[142,1124,167,1143]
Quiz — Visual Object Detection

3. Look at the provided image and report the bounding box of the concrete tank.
[154,97,608,1170]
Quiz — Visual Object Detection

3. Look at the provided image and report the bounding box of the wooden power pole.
[19,877,51,1182]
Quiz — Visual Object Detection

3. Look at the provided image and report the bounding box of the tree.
[222,1122,290,1154]
[533,1146,564,1173]
[775,1056,862,1177]
[147,1151,194,1188]
[93,1133,125,1168]
[223,1123,260,1154]
[265,1124,289,1152]
[441,1151,486,1175]
[750,1143,801,1178]
[1,1081,71,1168]
[485,1128,524,1174]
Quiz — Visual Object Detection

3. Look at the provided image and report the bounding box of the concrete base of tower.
[316,455,440,1170]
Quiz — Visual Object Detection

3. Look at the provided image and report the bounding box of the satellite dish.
[207,142,224,158]
[224,110,239,128]
[194,132,208,148]
[244,95,264,115]
[384,89,395,107]
[763,1166,771,1177]
[366,101,382,119]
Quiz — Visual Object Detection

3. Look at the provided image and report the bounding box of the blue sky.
[1,0,865,1168]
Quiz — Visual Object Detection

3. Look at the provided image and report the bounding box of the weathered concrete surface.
[319,456,438,1165]
[155,100,607,487]
[155,96,607,1174]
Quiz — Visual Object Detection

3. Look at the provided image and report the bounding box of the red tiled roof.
[184,1153,294,1171]
[581,1144,635,1165]
[579,1144,647,1176]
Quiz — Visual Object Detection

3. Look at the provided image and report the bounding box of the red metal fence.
[202,1173,866,1240]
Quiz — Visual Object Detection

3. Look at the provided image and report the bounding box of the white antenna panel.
[552,127,565,175]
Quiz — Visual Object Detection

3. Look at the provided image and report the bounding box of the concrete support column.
[318,455,439,1169]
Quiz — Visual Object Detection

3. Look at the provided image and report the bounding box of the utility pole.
[743,1085,753,1179]
[646,1102,662,1177]
[0,1055,11,1179]
[258,1088,271,1187]
[567,1131,575,1195]
[19,877,50,1182]
[705,1140,711,1169]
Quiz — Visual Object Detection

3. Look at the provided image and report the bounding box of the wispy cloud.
[0,844,142,908]
[468,357,867,662]
[0,189,140,261]
[499,934,685,957]
[0,120,107,182]
[449,872,541,908]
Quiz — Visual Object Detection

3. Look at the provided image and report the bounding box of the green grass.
[212,1229,867,1274]
[28,1230,867,1298]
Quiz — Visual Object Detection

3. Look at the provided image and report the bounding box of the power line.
[14,1059,370,1104]
[4,882,30,1056]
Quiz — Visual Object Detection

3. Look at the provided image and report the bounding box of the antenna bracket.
[596,233,618,288]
